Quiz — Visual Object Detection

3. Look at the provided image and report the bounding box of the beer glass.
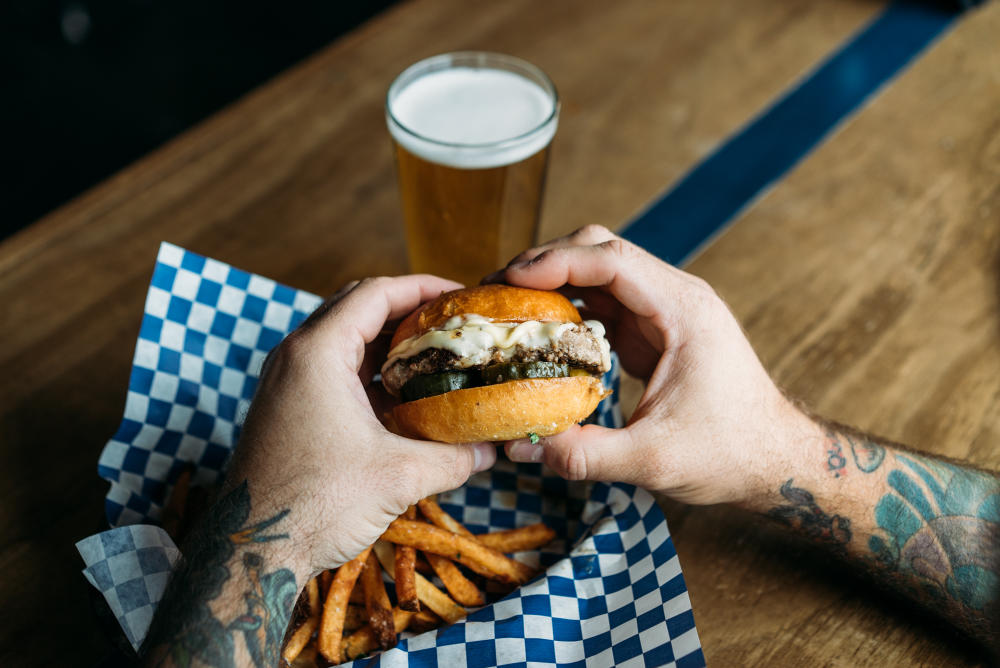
[386,52,559,286]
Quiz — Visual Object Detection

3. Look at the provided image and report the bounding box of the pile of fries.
[281,496,556,666]
[160,468,554,666]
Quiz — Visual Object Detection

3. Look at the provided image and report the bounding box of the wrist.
[219,465,315,572]
[736,405,891,525]
[736,400,829,514]
[143,480,308,665]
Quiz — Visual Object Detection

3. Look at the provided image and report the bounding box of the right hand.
[488,225,807,507]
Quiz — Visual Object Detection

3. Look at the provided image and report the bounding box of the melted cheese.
[382,314,611,373]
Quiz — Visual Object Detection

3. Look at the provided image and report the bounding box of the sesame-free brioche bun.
[393,376,609,443]
[390,284,582,350]
[387,285,610,443]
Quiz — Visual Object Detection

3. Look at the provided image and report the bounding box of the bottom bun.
[392,376,610,444]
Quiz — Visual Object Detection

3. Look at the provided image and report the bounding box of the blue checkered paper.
[96,242,323,527]
[365,465,704,668]
[77,525,181,649]
[77,242,703,666]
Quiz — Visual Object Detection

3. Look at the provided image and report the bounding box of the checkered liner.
[373,469,704,668]
[77,525,181,650]
[97,243,324,526]
[77,242,703,667]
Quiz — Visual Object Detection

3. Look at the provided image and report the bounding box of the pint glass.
[386,52,559,286]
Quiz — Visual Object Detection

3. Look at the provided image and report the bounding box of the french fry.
[282,576,322,664]
[424,552,485,607]
[485,579,518,597]
[344,603,366,632]
[283,506,552,661]
[395,506,420,611]
[288,643,317,668]
[384,519,536,585]
[408,608,442,633]
[281,615,318,664]
[415,553,434,575]
[318,547,370,663]
[373,540,467,624]
[361,551,396,650]
[476,523,556,553]
[319,569,333,598]
[341,607,414,662]
[413,571,467,625]
[418,496,474,537]
[348,578,365,605]
[306,576,320,616]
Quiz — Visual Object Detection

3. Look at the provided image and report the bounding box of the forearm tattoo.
[770,430,1000,643]
[142,481,298,668]
[867,451,1000,625]
[768,479,852,552]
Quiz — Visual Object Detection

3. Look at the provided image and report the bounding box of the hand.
[491,225,807,507]
[224,275,497,572]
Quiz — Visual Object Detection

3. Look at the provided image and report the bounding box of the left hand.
[224,275,497,573]
[487,226,804,508]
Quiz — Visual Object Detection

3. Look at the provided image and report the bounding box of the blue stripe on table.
[621,1,960,266]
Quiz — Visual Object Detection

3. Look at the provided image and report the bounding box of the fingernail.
[472,443,497,472]
[508,439,543,463]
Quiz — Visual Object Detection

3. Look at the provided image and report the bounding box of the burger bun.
[392,376,610,443]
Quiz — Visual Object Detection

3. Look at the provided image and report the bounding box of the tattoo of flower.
[869,454,1000,613]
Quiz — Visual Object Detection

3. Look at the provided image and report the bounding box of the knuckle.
[360,276,392,291]
[598,238,627,257]
[507,250,534,267]
[687,274,716,297]
[694,284,728,320]
[256,333,309,382]
[331,279,361,301]
[446,446,475,482]
[274,331,310,364]
[574,224,614,243]
[529,248,556,265]
[557,444,590,481]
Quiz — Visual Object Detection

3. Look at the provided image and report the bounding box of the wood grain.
[5,0,989,664]
[658,1,1000,665]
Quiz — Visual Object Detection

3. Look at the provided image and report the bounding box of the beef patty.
[382,323,606,395]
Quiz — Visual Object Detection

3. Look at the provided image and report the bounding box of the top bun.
[390,285,581,350]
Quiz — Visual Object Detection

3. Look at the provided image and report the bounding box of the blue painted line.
[621,1,960,266]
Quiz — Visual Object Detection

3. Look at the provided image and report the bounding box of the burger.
[381,284,612,443]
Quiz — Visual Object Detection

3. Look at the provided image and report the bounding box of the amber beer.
[387,53,559,287]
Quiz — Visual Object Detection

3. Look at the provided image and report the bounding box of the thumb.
[506,424,639,483]
[389,437,498,500]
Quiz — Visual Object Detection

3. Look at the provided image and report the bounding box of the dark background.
[1,1,397,241]
[2,0,976,242]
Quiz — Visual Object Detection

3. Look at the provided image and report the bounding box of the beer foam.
[388,67,557,169]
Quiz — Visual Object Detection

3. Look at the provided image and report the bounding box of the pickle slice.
[401,363,595,402]
[400,371,477,402]
[481,361,571,385]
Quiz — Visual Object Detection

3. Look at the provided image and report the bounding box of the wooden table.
[1,0,996,664]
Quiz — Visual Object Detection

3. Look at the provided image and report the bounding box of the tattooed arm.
[495,226,999,650]
[757,419,1000,647]
[142,481,306,668]
[140,276,498,667]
